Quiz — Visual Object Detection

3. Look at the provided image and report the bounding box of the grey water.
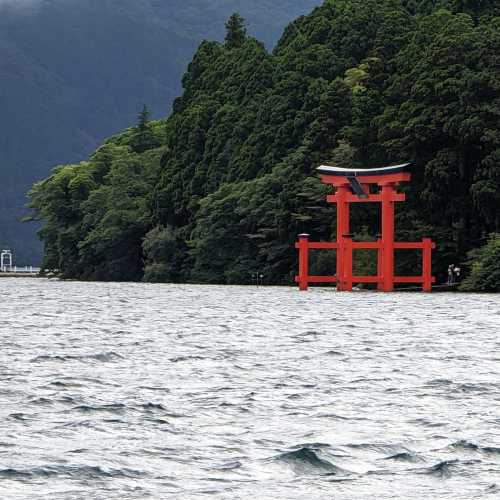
[0,278,499,499]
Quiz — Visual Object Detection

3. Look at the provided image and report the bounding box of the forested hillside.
[29,0,500,286]
[0,0,319,263]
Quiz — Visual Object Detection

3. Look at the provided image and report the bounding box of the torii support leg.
[297,234,310,291]
[381,184,395,292]
[377,239,384,291]
[336,186,350,291]
[343,236,353,291]
[422,237,433,292]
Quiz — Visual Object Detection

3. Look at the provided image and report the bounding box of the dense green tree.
[460,234,500,292]
[142,225,188,282]
[225,13,247,48]
[131,105,161,153]
[376,9,500,264]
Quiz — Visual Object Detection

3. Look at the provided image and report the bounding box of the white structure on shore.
[1,249,12,272]
[0,250,39,274]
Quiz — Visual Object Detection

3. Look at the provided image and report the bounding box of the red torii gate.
[295,163,436,292]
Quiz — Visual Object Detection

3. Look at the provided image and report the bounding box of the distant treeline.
[28,0,500,289]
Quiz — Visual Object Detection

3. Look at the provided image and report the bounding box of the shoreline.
[0,275,468,292]
[0,273,45,278]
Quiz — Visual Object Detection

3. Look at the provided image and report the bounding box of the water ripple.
[0,279,498,499]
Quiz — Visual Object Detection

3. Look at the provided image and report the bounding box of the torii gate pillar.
[381,183,396,292]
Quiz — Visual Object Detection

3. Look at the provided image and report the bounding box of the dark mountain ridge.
[0,0,319,263]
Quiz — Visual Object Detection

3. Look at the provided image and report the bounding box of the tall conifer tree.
[225,13,246,48]
[133,104,153,153]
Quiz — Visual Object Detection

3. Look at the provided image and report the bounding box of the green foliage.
[143,225,187,282]
[225,13,247,48]
[28,0,500,285]
[132,105,160,153]
[28,136,165,280]
[352,226,378,279]
[460,234,500,292]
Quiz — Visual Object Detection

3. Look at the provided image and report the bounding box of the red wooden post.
[422,237,432,292]
[381,183,395,292]
[377,238,383,291]
[336,185,350,291]
[343,235,353,291]
[298,233,310,291]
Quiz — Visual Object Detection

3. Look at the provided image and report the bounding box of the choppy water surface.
[0,279,499,499]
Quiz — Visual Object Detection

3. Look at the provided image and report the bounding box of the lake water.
[1,278,499,499]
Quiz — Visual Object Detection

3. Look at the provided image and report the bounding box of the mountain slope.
[0,0,320,263]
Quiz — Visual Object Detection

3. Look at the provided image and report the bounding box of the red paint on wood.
[321,172,411,186]
[381,184,395,292]
[327,193,406,204]
[297,234,309,291]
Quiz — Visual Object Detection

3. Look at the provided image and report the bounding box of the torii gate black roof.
[317,163,411,177]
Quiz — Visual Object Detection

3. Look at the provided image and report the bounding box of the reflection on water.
[0,278,499,499]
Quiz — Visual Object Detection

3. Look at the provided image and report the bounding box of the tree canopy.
[460,234,500,292]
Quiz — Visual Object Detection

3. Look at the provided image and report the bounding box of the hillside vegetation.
[28,0,500,287]
[0,0,318,263]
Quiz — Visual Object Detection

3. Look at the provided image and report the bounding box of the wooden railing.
[295,234,435,292]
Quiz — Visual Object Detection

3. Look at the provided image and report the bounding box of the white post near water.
[1,250,12,272]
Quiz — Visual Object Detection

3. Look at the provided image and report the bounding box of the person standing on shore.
[447,264,455,285]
